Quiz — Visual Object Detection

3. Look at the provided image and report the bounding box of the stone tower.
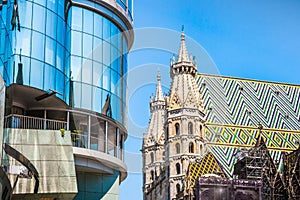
[142,30,206,200]
[165,30,206,199]
[142,72,167,199]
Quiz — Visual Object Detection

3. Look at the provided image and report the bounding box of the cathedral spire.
[177,27,190,62]
[155,71,164,101]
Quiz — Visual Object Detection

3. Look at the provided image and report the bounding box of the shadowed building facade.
[0,0,133,199]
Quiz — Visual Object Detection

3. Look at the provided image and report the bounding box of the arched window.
[200,144,203,153]
[151,170,154,181]
[150,152,154,163]
[166,126,169,139]
[175,123,180,135]
[176,163,181,174]
[176,183,181,194]
[200,125,203,132]
[189,142,194,153]
[175,143,180,154]
[188,122,193,134]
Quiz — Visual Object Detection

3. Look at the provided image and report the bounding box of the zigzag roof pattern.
[196,73,300,176]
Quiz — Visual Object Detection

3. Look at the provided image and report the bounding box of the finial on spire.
[157,70,161,81]
[155,70,164,101]
[181,25,184,32]
[178,27,189,62]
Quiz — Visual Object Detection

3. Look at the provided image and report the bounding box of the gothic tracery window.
[175,143,180,154]
[150,152,154,163]
[175,123,180,135]
[176,163,180,174]
[188,122,193,134]
[176,183,181,194]
[189,142,194,153]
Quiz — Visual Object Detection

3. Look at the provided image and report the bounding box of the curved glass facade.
[1,0,132,126]
[67,6,128,125]
[4,0,68,101]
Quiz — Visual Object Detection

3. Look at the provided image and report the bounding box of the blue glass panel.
[57,1,64,18]
[15,28,31,57]
[93,62,102,86]
[111,46,119,72]
[46,10,57,39]
[93,37,102,63]
[71,31,82,56]
[103,18,111,42]
[82,58,92,84]
[111,70,120,96]
[57,17,66,45]
[45,37,56,66]
[94,14,102,39]
[70,56,82,82]
[92,87,102,113]
[47,0,57,13]
[30,59,44,89]
[33,0,46,6]
[82,33,92,59]
[103,41,111,66]
[31,31,45,61]
[19,1,32,29]
[81,83,92,110]
[102,66,110,91]
[73,81,82,108]
[110,94,118,120]
[71,7,82,31]
[83,9,93,34]
[55,69,64,96]
[111,24,119,49]
[32,3,45,32]
[56,44,64,71]
[44,64,56,91]
[101,90,110,113]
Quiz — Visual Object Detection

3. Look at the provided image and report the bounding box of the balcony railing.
[4,113,124,161]
[4,114,67,130]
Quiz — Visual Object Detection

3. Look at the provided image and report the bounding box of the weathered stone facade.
[142,31,206,200]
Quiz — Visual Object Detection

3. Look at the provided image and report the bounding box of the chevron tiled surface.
[197,74,300,176]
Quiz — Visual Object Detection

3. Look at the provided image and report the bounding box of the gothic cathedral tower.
[165,30,206,199]
[142,30,206,200]
[142,72,167,199]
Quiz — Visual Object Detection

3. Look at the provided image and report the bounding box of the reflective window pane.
[32,3,45,32]
[71,7,82,31]
[82,33,93,59]
[31,31,45,61]
[81,83,92,110]
[70,56,82,81]
[30,59,44,89]
[46,10,57,39]
[71,31,82,56]
[83,9,93,34]
[82,58,92,84]
[45,37,56,66]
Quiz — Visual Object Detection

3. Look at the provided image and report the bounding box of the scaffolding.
[233,133,287,200]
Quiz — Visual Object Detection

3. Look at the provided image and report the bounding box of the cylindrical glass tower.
[0,0,133,199]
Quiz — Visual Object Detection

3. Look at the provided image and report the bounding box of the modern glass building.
[0,0,133,199]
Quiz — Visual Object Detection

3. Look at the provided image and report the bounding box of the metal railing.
[4,114,67,130]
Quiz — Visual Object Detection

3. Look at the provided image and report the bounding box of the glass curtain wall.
[67,6,128,125]
[3,0,68,101]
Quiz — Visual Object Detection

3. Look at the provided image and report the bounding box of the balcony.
[4,110,125,162]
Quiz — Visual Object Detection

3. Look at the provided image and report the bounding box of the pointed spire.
[177,26,190,62]
[155,71,164,101]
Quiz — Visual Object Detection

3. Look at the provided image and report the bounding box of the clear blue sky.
[120,1,300,199]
